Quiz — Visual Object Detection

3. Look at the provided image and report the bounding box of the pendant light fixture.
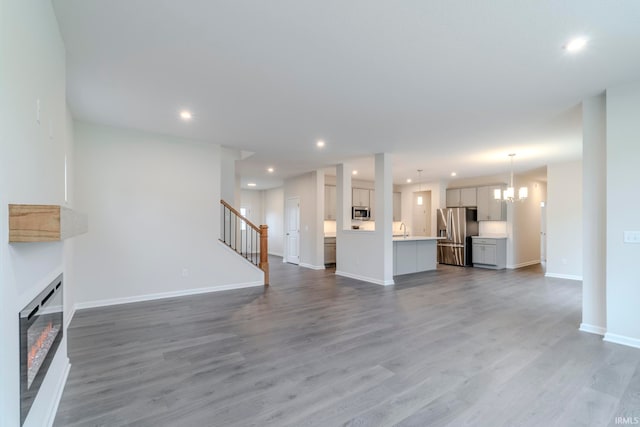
[495,154,528,202]
[416,169,424,206]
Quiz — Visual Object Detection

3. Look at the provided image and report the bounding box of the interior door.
[285,197,300,264]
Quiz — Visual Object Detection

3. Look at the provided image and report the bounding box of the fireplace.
[19,274,63,426]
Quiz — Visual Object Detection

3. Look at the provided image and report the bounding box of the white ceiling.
[53,1,640,188]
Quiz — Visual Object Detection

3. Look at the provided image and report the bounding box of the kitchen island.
[393,236,442,275]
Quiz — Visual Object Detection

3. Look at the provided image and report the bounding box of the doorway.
[285,197,300,264]
[412,191,431,236]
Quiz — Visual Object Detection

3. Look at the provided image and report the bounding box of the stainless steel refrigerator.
[437,207,479,266]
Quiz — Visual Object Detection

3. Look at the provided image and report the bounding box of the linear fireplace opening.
[19,273,63,426]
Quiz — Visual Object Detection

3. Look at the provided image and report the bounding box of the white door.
[285,197,300,264]
[540,203,547,271]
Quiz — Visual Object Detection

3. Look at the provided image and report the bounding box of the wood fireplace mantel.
[8,204,88,243]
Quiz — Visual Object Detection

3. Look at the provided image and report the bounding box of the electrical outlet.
[181,268,189,277]
[624,231,640,244]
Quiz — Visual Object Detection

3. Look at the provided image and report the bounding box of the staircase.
[220,199,269,285]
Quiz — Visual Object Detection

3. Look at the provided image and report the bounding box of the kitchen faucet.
[400,222,407,239]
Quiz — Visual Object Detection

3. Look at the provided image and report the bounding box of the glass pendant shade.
[519,187,528,199]
[504,187,515,201]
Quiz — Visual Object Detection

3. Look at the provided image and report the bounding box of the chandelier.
[494,154,528,202]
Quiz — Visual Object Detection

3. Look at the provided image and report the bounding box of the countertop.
[472,235,508,239]
[393,236,443,242]
[324,234,442,242]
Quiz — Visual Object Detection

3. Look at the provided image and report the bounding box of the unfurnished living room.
[1,1,640,426]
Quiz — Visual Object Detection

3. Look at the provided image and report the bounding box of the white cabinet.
[369,189,375,220]
[461,187,477,206]
[472,237,506,269]
[476,185,506,221]
[393,239,438,275]
[352,188,370,207]
[324,237,336,264]
[393,192,402,221]
[324,185,336,220]
[446,188,460,207]
[446,187,477,207]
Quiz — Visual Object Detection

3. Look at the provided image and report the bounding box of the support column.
[315,169,325,268]
[581,93,607,335]
[336,163,352,233]
[375,153,394,285]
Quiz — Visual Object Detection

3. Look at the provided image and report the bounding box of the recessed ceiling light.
[179,110,192,120]
[267,167,274,173]
[247,183,256,187]
[451,172,457,177]
[406,178,412,183]
[316,140,325,148]
[564,37,588,53]
[352,170,358,175]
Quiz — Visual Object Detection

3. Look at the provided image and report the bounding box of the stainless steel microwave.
[352,206,371,220]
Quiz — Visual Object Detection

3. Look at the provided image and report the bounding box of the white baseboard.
[603,332,640,349]
[268,252,283,257]
[74,281,264,310]
[45,358,70,427]
[299,262,325,270]
[545,272,583,281]
[579,323,606,336]
[507,260,540,269]
[335,270,394,286]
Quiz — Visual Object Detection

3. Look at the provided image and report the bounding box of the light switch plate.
[623,231,640,244]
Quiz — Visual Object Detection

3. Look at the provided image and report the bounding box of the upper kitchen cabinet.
[446,187,477,207]
[393,192,402,221]
[324,185,337,220]
[352,188,370,207]
[476,185,507,221]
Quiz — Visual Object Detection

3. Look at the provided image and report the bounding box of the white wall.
[240,189,264,224]
[283,171,323,268]
[581,93,607,336]
[0,0,71,425]
[509,176,546,268]
[240,188,284,257]
[604,82,640,348]
[220,147,240,206]
[398,180,445,236]
[73,122,263,306]
[264,188,284,256]
[546,161,583,280]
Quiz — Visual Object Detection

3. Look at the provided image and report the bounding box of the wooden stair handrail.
[220,199,261,233]
[220,199,269,285]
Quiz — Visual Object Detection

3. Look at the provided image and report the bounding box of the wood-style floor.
[54,258,640,427]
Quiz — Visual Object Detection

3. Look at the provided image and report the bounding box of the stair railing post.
[260,225,269,285]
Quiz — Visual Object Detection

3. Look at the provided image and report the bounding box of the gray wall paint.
[546,161,583,279]
[605,82,640,347]
[582,93,607,334]
[73,122,262,305]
